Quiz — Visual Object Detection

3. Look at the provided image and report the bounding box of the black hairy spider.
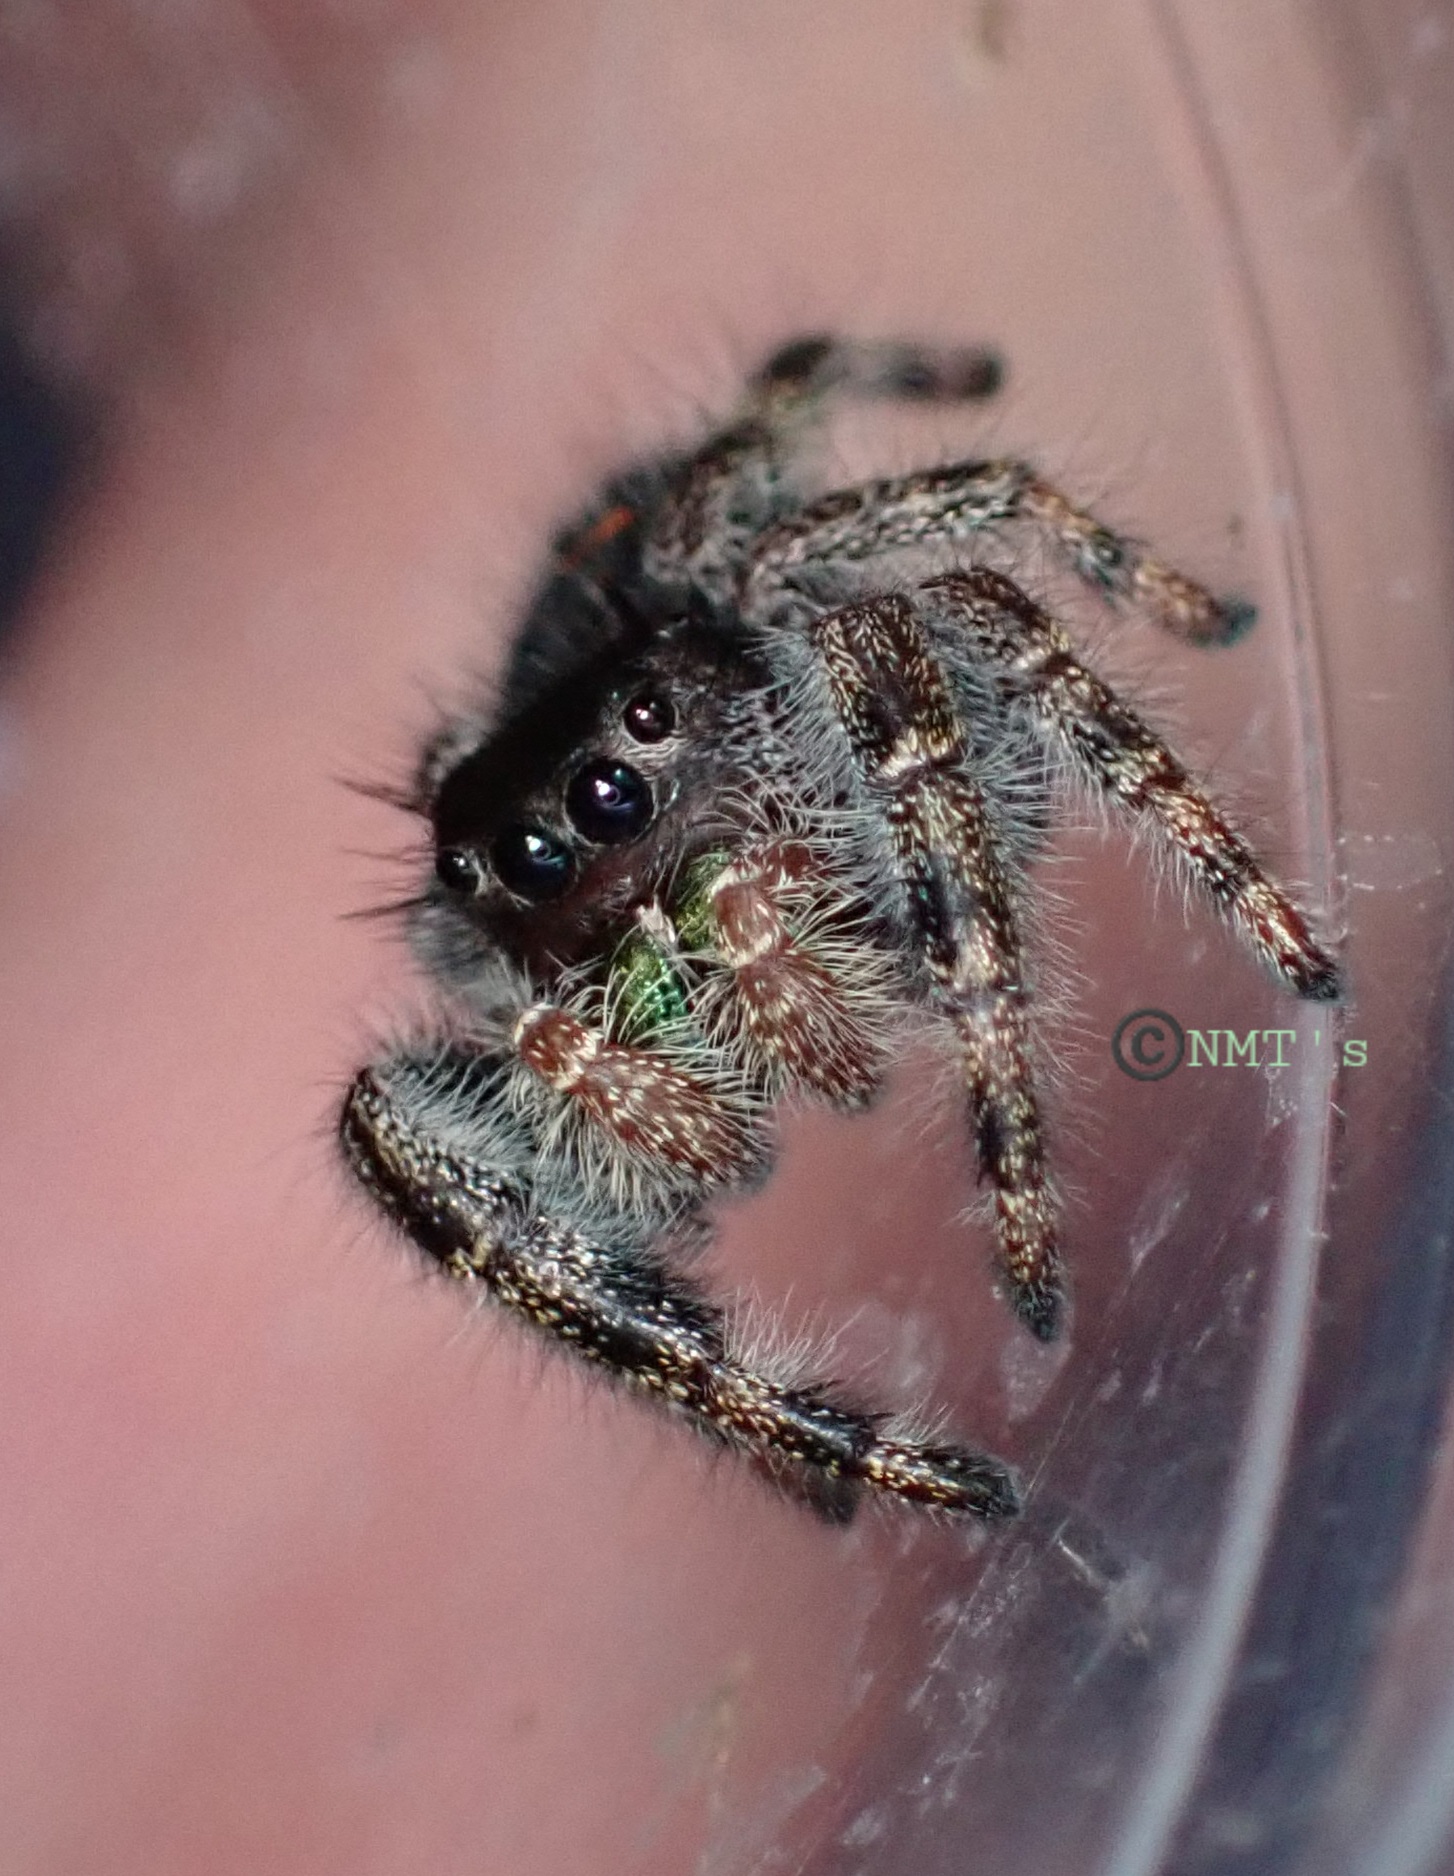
[341,335,1339,1525]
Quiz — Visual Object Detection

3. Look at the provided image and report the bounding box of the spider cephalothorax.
[341,335,1339,1524]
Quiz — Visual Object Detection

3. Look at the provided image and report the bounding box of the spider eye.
[622,689,675,743]
[489,824,575,900]
[565,759,653,844]
[434,846,487,896]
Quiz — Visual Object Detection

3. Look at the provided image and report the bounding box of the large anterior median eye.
[487,825,575,900]
[565,759,653,844]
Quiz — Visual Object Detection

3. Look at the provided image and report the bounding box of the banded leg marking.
[698,840,885,1105]
[341,1061,1021,1521]
[644,335,1004,591]
[811,594,1063,1336]
[927,568,1340,1001]
[746,459,1250,645]
[512,1003,761,1189]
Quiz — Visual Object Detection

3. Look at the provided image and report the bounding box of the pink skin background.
[1,4,1452,1874]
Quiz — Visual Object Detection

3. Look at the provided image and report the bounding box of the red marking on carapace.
[560,504,638,569]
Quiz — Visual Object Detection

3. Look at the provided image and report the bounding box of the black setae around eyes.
[565,759,654,844]
[488,824,576,899]
[622,690,675,742]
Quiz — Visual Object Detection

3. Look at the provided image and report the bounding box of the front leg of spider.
[806,592,1062,1339]
[341,1052,1021,1521]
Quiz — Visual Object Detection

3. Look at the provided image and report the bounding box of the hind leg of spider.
[744,457,1251,647]
[341,1053,1021,1521]
[806,591,1063,1338]
[925,568,1341,1001]
[744,334,1004,418]
[640,335,1005,595]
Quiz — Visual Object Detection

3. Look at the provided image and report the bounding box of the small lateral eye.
[488,825,575,900]
[434,846,487,896]
[622,689,675,743]
[565,759,653,844]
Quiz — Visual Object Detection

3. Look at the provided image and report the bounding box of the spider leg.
[808,592,1063,1338]
[743,334,1004,419]
[925,568,1341,1000]
[682,837,888,1106]
[341,1053,1021,1522]
[507,995,764,1206]
[744,458,1252,646]
[641,336,1004,595]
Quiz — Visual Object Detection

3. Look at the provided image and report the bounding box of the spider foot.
[1002,1264,1063,1343]
[1211,595,1259,645]
[862,1437,1022,1519]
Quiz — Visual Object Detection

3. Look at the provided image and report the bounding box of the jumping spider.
[341,336,1339,1525]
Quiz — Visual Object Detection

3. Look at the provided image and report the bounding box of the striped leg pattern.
[341,1056,1021,1521]
[809,592,1063,1338]
[745,459,1253,645]
[925,568,1340,1001]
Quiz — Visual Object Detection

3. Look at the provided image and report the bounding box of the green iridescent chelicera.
[672,852,732,952]
[610,929,690,1046]
[607,853,732,1045]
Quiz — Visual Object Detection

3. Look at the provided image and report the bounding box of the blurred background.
[0,3,1451,1872]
